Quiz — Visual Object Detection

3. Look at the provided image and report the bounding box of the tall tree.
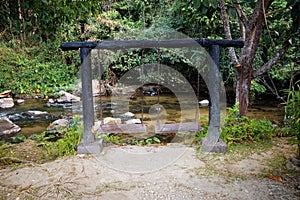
[218,0,299,116]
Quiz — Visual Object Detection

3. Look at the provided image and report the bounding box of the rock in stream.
[0,117,21,139]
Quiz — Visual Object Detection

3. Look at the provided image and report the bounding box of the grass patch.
[0,140,52,168]
[263,155,288,176]
[195,138,297,180]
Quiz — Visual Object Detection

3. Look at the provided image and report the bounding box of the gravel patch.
[0,142,299,200]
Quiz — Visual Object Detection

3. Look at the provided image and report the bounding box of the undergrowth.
[32,116,82,158]
[195,103,275,146]
[0,41,78,96]
[99,133,161,146]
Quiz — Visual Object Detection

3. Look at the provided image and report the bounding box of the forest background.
[0,0,299,115]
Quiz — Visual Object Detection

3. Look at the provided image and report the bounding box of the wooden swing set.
[61,38,244,154]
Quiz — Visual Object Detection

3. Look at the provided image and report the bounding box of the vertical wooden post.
[80,48,95,142]
[208,45,220,129]
[202,45,227,152]
[77,48,102,154]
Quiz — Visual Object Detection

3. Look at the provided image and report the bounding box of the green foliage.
[194,124,208,143]
[0,0,102,41]
[174,0,223,38]
[145,137,161,144]
[87,10,123,40]
[284,84,300,132]
[100,133,161,145]
[195,103,276,146]
[282,83,300,156]
[0,41,77,96]
[48,128,80,157]
[101,134,123,144]
[11,134,26,144]
[29,128,63,142]
[38,116,81,158]
[221,103,275,146]
[250,78,267,98]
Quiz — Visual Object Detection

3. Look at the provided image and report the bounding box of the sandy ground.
[0,140,299,200]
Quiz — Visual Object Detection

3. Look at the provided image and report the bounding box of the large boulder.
[0,90,11,98]
[47,91,80,108]
[47,118,71,132]
[0,98,14,109]
[0,117,21,139]
[57,91,80,103]
[93,118,122,132]
[76,80,106,96]
[103,117,122,125]
[92,79,106,96]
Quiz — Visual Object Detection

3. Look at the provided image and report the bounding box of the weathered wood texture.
[96,124,147,134]
[79,48,95,143]
[61,38,244,50]
[155,122,201,134]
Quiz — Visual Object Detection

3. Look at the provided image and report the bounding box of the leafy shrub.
[11,134,26,144]
[0,41,77,96]
[194,124,208,143]
[100,133,161,145]
[221,103,274,146]
[195,103,274,146]
[282,83,300,156]
[40,116,81,157]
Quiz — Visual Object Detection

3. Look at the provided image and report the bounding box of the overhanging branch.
[253,40,291,77]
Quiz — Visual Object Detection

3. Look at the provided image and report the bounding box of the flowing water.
[0,99,73,137]
[0,95,285,137]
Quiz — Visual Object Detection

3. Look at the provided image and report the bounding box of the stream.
[0,95,285,137]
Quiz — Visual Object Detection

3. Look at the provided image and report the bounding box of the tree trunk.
[237,66,252,116]
[235,73,240,103]
[235,0,271,116]
[219,0,293,116]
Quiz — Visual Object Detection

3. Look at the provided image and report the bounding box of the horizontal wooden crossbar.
[96,124,147,134]
[61,38,244,51]
[155,122,201,133]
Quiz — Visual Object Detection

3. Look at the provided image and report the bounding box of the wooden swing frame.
[61,38,244,154]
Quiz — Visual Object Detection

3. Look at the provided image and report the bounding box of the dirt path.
[0,139,299,200]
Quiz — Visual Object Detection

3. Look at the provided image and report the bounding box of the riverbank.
[0,94,285,138]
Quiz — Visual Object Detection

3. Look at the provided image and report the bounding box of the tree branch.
[248,0,273,62]
[253,40,291,77]
[218,0,240,66]
[260,76,285,102]
[232,0,249,29]
[238,17,246,40]
[266,6,291,16]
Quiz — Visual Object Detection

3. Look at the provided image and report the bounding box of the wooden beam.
[155,122,201,133]
[61,38,244,51]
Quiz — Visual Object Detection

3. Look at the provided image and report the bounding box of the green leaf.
[193,0,201,10]
[153,137,161,143]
